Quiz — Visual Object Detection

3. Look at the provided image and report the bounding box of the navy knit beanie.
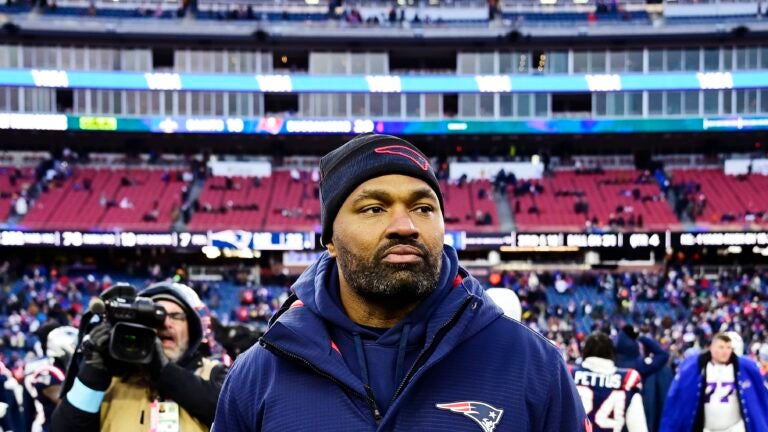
[320,133,443,246]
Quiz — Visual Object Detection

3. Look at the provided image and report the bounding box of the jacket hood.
[138,282,204,367]
[263,244,503,400]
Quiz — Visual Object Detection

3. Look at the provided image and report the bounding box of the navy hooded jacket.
[614,331,670,379]
[213,246,588,432]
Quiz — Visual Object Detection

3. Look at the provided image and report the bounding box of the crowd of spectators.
[489,266,768,374]
[0,254,765,416]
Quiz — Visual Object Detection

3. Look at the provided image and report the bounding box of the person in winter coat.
[659,332,768,432]
[572,331,648,432]
[614,325,672,431]
[213,133,589,432]
[52,282,228,432]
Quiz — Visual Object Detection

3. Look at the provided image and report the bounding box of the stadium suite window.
[406,94,420,118]
[479,94,495,117]
[299,93,316,117]
[573,51,588,73]
[534,94,548,117]
[574,50,607,74]
[351,54,366,74]
[548,52,568,74]
[761,48,768,69]
[179,92,189,116]
[606,93,625,117]
[499,52,531,74]
[666,49,683,72]
[164,91,173,115]
[0,46,19,68]
[703,91,718,115]
[683,49,700,71]
[723,90,733,114]
[386,93,402,118]
[369,94,384,117]
[457,53,476,74]
[684,91,699,115]
[627,92,642,116]
[23,88,53,113]
[703,49,719,71]
[228,93,247,116]
[460,94,477,117]
[351,94,366,117]
[761,90,768,113]
[648,92,663,116]
[609,51,626,73]
[666,91,682,115]
[516,94,532,117]
[594,93,606,116]
[424,94,440,118]
[499,53,514,74]
[648,50,663,72]
[500,94,513,117]
[723,48,734,70]
[735,47,759,70]
[590,51,607,74]
[736,90,758,114]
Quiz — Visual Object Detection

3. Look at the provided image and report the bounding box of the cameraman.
[51,282,228,432]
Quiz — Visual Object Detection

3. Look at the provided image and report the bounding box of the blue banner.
[4,68,765,93]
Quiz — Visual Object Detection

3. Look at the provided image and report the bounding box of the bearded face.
[328,175,445,308]
[334,236,443,306]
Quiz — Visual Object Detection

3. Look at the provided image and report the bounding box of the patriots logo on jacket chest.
[436,401,503,432]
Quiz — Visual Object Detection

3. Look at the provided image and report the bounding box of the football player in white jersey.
[660,332,768,432]
[702,334,743,432]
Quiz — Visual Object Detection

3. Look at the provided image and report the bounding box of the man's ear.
[326,242,336,258]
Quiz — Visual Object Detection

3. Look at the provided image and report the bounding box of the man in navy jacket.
[213,133,588,432]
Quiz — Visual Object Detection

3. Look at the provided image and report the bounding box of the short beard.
[335,239,443,308]
[164,341,188,363]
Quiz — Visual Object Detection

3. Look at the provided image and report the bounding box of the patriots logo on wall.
[436,401,503,432]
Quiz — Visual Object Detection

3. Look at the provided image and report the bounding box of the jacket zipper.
[259,338,383,425]
[390,296,473,403]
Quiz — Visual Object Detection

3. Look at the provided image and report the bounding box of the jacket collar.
[261,245,503,396]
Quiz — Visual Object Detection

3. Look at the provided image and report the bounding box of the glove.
[81,322,111,371]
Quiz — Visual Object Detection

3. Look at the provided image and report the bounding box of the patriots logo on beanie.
[373,145,430,171]
[319,133,443,246]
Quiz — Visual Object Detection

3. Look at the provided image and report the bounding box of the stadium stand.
[21,167,184,231]
[188,174,273,231]
[671,168,768,227]
[442,179,500,232]
[511,169,679,232]
[0,167,34,221]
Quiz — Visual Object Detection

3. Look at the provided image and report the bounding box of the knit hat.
[320,133,443,246]
[138,282,204,366]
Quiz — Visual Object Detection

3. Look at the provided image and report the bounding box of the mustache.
[158,330,176,339]
[374,239,431,262]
